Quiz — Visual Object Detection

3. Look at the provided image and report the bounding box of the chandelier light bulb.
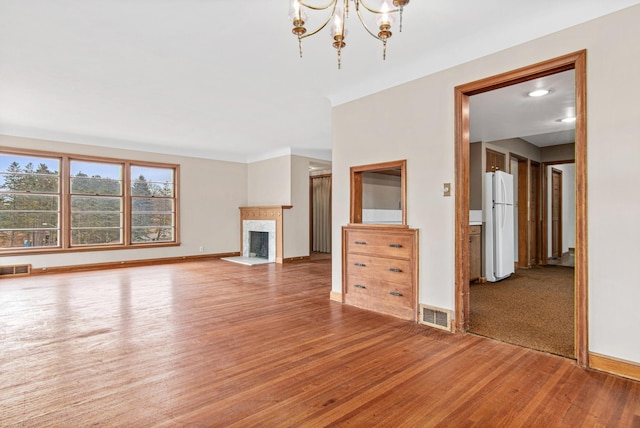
[289,0,306,24]
[332,14,342,37]
[377,2,394,27]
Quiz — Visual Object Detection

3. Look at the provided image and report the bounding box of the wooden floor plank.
[1,259,639,427]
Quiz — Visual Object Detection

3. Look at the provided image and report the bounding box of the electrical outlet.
[199,246,204,252]
[443,183,451,197]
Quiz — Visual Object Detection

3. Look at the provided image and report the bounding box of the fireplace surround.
[239,206,292,264]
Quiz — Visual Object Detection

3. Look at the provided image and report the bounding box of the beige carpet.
[469,265,575,358]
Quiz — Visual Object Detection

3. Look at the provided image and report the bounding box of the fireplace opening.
[249,231,269,259]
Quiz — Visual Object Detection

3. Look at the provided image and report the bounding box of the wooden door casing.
[530,162,541,265]
[551,168,563,259]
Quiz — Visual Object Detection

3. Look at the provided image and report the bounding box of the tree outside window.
[0,154,60,249]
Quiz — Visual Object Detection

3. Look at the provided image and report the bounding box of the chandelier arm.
[298,0,339,39]
[354,5,383,41]
[358,0,401,14]
[298,0,337,12]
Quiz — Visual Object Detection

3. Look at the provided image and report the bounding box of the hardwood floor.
[1,258,639,427]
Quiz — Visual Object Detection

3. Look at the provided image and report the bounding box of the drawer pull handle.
[389,268,403,273]
[355,241,367,245]
[354,284,366,289]
[389,244,403,248]
[389,291,403,297]
[355,263,366,267]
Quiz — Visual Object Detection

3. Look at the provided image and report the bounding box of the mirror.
[350,160,406,225]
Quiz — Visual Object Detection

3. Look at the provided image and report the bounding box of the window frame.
[0,147,180,255]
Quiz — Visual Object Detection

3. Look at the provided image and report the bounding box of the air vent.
[0,264,32,277]
[419,304,452,332]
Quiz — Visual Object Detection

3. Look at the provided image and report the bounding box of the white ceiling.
[470,70,576,147]
[1,1,639,162]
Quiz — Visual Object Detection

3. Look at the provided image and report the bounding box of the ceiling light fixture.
[528,89,551,97]
[289,0,410,69]
[561,116,576,123]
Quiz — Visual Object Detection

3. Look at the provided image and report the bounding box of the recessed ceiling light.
[561,116,576,123]
[528,89,551,97]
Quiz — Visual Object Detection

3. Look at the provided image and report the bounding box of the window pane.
[0,229,59,248]
[0,154,60,193]
[0,193,60,249]
[71,228,122,246]
[70,161,122,195]
[132,213,173,227]
[70,196,123,246]
[0,211,59,228]
[71,196,122,212]
[131,227,174,243]
[1,193,59,211]
[131,166,174,197]
[131,197,174,243]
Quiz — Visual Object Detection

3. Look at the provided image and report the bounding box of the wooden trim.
[551,167,563,259]
[239,206,292,264]
[27,252,241,276]
[349,159,407,225]
[454,85,471,332]
[454,50,588,367]
[510,154,530,268]
[530,161,541,265]
[346,223,408,229]
[283,256,310,263]
[329,291,343,302]
[589,353,640,382]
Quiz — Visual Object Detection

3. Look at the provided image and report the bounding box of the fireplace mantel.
[239,206,292,264]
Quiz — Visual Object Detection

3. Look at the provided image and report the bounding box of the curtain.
[312,175,331,253]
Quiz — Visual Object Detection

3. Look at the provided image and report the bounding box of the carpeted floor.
[469,265,575,358]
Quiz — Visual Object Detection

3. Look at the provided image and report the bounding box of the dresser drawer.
[345,230,414,259]
[345,254,412,284]
[346,274,412,297]
[345,275,414,320]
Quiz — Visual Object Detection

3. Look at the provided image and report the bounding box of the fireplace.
[242,219,276,263]
[249,231,269,259]
[238,206,291,264]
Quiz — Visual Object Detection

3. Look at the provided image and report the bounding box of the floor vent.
[419,305,452,332]
[0,264,32,278]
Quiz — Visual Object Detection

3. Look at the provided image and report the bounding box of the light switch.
[443,183,451,197]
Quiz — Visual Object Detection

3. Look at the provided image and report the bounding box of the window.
[70,160,124,246]
[0,153,61,249]
[131,165,175,243]
[0,149,179,254]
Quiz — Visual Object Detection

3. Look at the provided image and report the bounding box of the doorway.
[310,173,332,258]
[454,51,588,366]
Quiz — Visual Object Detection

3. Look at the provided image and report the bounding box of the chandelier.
[289,0,410,69]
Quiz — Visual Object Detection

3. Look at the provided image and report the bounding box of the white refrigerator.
[484,170,515,282]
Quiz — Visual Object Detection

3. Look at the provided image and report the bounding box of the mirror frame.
[350,159,407,226]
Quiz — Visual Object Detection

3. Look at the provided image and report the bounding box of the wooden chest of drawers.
[342,226,419,321]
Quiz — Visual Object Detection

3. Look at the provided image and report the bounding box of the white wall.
[247,156,291,206]
[283,155,311,258]
[362,173,402,210]
[332,5,640,363]
[0,134,247,269]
